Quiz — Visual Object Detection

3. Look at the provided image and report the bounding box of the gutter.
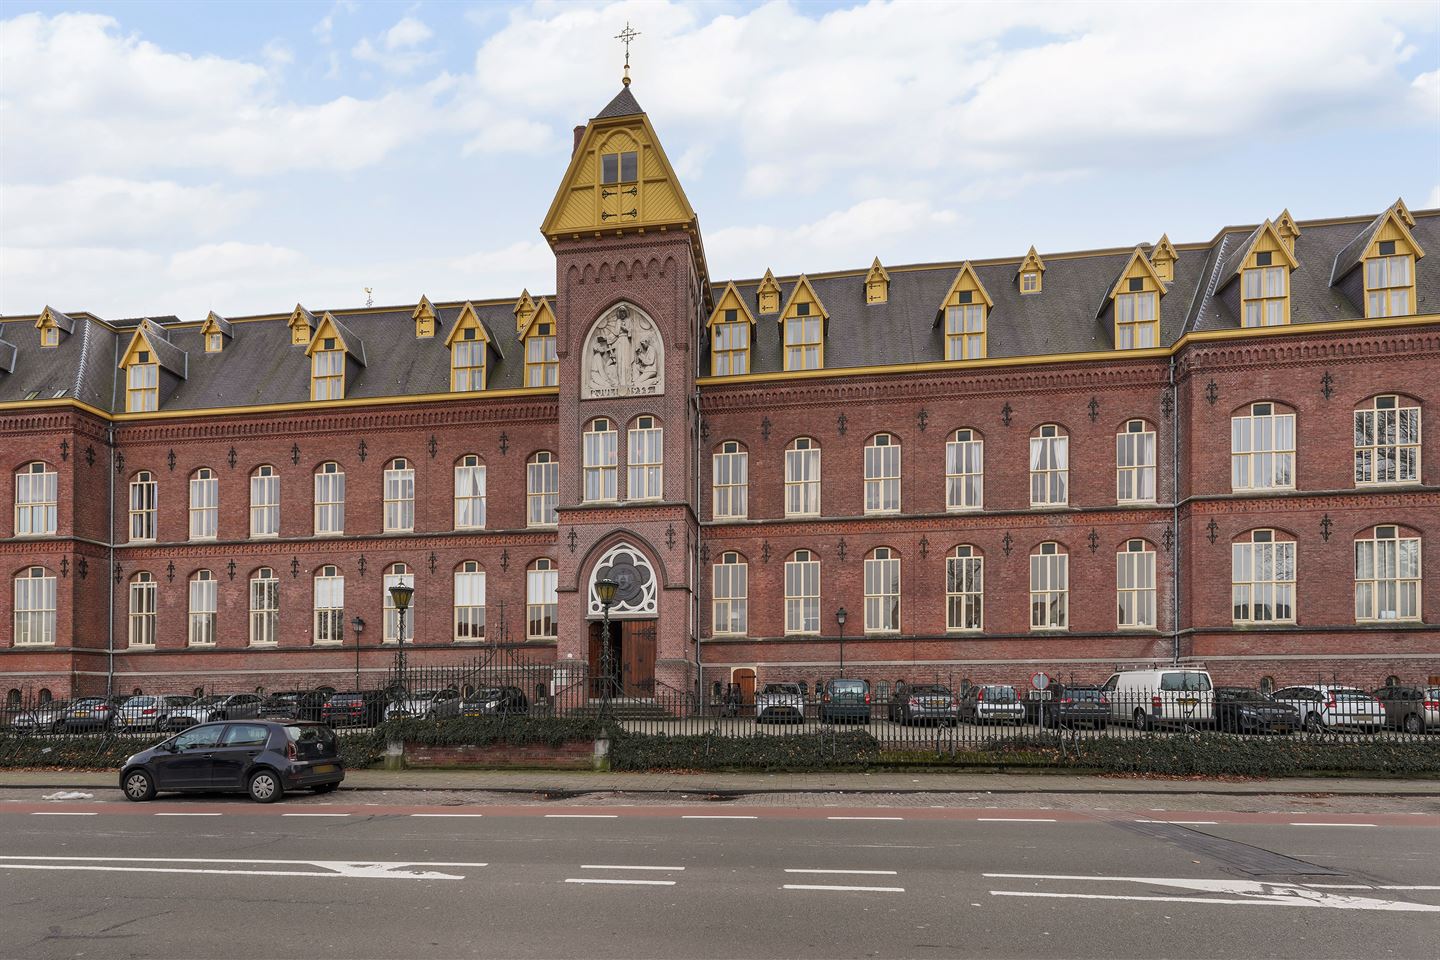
[1169,356,1181,666]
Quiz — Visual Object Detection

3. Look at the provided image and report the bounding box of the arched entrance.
[586,543,659,698]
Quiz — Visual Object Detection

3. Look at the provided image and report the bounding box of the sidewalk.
[4,768,1437,796]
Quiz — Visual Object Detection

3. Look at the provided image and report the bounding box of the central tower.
[540,81,711,701]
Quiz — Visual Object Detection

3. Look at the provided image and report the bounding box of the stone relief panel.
[587,543,659,619]
[582,303,664,399]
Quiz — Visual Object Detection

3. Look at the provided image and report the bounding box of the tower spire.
[616,22,640,86]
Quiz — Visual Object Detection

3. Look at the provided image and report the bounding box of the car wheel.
[1133,709,1152,732]
[247,769,284,804]
[1304,712,1326,733]
[313,782,339,794]
[1403,713,1425,735]
[122,769,156,802]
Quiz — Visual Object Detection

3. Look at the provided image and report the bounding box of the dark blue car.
[119,720,344,803]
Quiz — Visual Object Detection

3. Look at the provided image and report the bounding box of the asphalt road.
[3,796,1438,960]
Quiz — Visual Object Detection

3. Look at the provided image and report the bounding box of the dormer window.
[1366,242,1413,318]
[946,292,985,360]
[525,321,558,386]
[1115,280,1158,348]
[1021,273,1038,293]
[1243,251,1289,327]
[780,278,828,372]
[311,338,344,400]
[452,327,486,391]
[126,351,158,412]
[42,328,58,348]
[205,332,222,353]
[601,151,638,184]
[713,308,749,376]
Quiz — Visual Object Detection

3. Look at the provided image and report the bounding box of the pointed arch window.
[250,465,279,537]
[313,565,344,644]
[527,452,559,526]
[454,561,486,641]
[188,570,217,646]
[945,429,983,511]
[15,461,57,536]
[1355,526,1420,622]
[583,418,618,502]
[383,458,415,533]
[314,462,345,535]
[1116,420,1157,503]
[1232,529,1295,624]
[129,572,157,647]
[1117,540,1157,628]
[527,558,558,639]
[1029,425,1069,506]
[628,415,663,500]
[189,467,218,540]
[946,546,983,632]
[383,563,414,643]
[784,550,821,635]
[864,547,900,634]
[14,567,56,645]
[129,471,157,542]
[864,434,901,514]
[712,551,748,636]
[454,455,486,529]
[785,438,821,517]
[713,441,748,519]
[249,567,279,646]
[1029,542,1068,630]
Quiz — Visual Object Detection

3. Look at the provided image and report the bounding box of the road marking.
[544,814,618,819]
[565,878,676,886]
[1289,822,1377,827]
[410,813,484,818]
[581,865,685,871]
[977,817,1056,822]
[1134,819,1218,825]
[984,873,1440,913]
[827,816,904,821]
[280,812,350,817]
[681,815,758,819]
[783,884,906,893]
[30,812,97,816]
[0,855,485,881]
[154,812,223,817]
[1308,885,1440,891]
[785,869,899,876]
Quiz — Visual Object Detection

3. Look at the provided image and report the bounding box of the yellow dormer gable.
[1238,221,1299,328]
[1017,246,1046,294]
[412,295,437,339]
[519,299,558,387]
[117,322,169,412]
[35,306,72,348]
[199,311,230,353]
[1274,209,1301,256]
[513,289,537,335]
[1149,234,1179,283]
[707,282,756,376]
[1363,209,1425,319]
[305,313,357,401]
[445,302,490,392]
[779,275,828,372]
[1110,248,1166,350]
[756,269,781,314]
[865,258,890,305]
[937,262,993,361]
[1393,197,1416,228]
[287,304,315,346]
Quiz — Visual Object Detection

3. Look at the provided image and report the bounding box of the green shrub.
[0,732,159,769]
[337,730,385,770]
[610,730,881,772]
[379,715,606,749]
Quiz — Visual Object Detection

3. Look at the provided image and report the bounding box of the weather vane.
[616,22,640,86]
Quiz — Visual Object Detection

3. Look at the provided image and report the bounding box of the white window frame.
[863,547,900,634]
[454,562,486,641]
[783,304,822,371]
[129,573,157,647]
[249,465,279,538]
[1231,529,1296,624]
[784,550,820,635]
[627,416,663,501]
[863,434,901,514]
[945,429,983,511]
[1116,420,1157,503]
[1355,526,1421,622]
[188,468,218,540]
[712,310,750,376]
[314,462,345,536]
[946,546,983,632]
[313,566,345,644]
[527,452,559,527]
[527,559,558,639]
[129,471,157,542]
[1231,402,1296,491]
[14,462,58,536]
[188,570,217,646]
[1029,425,1069,507]
[1117,540,1157,629]
[249,568,279,646]
[1029,542,1068,630]
[454,455,486,530]
[383,458,415,533]
[712,552,748,636]
[712,441,748,520]
[14,566,56,646]
[583,419,618,503]
[784,438,821,518]
[383,563,415,643]
[1354,396,1421,485]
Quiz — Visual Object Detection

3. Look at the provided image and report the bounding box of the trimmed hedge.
[610,730,881,772]
[337,730,386,770]
[379,715,606,749]
[0,732,159,769]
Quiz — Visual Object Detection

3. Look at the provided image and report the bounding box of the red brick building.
[2,82,1437,702]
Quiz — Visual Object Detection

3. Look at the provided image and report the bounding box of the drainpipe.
[692,292,704,707]
[1169,356,1181,666]
[106,423,116,696]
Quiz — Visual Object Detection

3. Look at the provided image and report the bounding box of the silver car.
[383,689,459,721]
[7,699,72,734]
[755,683,806,724]
[115,695,196,732]
[165,694,264,730]
[958,684,1027,724]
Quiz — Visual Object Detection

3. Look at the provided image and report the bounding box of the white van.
[1100,668,1215,730]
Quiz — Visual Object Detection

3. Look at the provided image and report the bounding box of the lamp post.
[350,616,365,691]
[595,577,619,707]
[836,606,848,678]
[388,582,414,693]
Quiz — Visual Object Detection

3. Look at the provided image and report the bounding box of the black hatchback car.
[1214,687,1299,734]
[119,720,344,803]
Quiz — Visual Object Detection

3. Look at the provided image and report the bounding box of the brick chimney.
[573,125,585,156]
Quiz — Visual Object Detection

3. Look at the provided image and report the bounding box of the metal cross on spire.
[616,22,640,86]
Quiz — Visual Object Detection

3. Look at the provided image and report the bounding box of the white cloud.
[384,16,432,51]
[353,15,437,75]
[1428,184,1440,208]
[313,0,355,44]
[1,177,257,246]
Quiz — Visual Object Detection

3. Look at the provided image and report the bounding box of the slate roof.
[137,320,189,379]
[1,207,1435,413]
[594,85,643,120]
[0,334,15,374]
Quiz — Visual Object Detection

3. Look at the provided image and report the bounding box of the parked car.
[384,688,459,721]
[957,684,1026,725]
[755,683,806,724]
[119,720,344,803]
[115,695,197,732]
[819,679,872,724]
[321,690,388,727]
[1371,685,1440,734]
[1100,668,1215,730]
[457,687,530,717]
[7,699,73,734]
[888,684,957,725]
[1213,687,1299,735]
[166,694,265,729]
[261,690,329,722]
[1034,684,1110,729]
[57,696,129,732]
[1270,685,1386,732]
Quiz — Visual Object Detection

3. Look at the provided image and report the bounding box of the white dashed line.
[565,878,676,886]
[1289,822,1377,827]
[581,865,685,871]
[783,884,906,893]
[977,817,1057,823]
[30,812,96,816]
[826,816,904,821]
[154,813,223,817]
[410,813,484,818]
[680,815,758,820]
[785,869,899,876]
[280,813,350,818]
[544,814,618,819]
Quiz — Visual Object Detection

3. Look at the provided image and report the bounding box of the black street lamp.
[836,606,848,678]
[595,577,619,706]
[350,616,365,690]
[389,582,414,692]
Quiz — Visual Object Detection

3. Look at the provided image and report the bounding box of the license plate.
[1179,698,1197,706]
[312,764,336,774]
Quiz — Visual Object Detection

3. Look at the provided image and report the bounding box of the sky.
[1,0,1438,321]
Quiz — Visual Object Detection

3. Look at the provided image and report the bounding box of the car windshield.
[1159,672,1212,692]
[165,696,195,706]
[1065,687,1103,700]
[468,689,505,700]
[1218,688,1262,700]
[982,685,1017,701]
[192,696,224,706]
[1332,689,1373,701]
[762,684,801,695]
[829,681,866,694]
[911,686,951,696]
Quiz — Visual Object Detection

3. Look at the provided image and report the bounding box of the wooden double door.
[588,619,656,697]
